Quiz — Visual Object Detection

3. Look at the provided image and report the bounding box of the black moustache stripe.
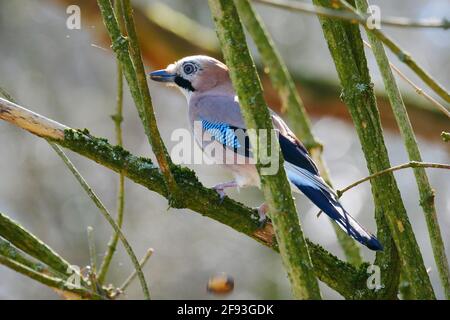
[174,76,195,92]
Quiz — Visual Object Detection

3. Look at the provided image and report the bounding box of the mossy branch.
[0,254,103,299]
[97,0,181,205]
[208,0,321,299]
[337,0,450,104]
[235,0,362,266]
[0,96,375,299]
[353,0,450,299]
[361,41,450,119]
[0,213,103,299]
[254,0,450,103]
[0,212,73,277]
[313,0,435,299]
[0,237,53,276]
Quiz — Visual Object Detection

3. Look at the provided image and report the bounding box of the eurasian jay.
[150,55,382,251]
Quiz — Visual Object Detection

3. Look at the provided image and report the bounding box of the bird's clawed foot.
[212,181,238,204]
[255,202,269,228]
[213,186,226,203]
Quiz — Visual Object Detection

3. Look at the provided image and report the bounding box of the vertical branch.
[234,0,362,266]
[208,0,321,299]
[312,0,434,299]
[97,0,181,205]
[253,0,450,103]
[1,96,379,298]
[236,1,317,149]
[97,0,126,285]
[354,0,450,298]
[362,20,450,104]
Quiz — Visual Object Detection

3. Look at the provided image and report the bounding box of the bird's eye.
[183,63,196,75]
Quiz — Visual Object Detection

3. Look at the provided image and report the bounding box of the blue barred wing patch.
[201,119,242,149]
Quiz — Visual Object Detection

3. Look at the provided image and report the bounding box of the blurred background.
[0,0,448,299]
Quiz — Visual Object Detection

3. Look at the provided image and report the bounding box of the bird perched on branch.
[150,55,382,251]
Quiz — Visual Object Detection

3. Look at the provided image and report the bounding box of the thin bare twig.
[97,0,127,285]
[0,96,393,299]
[254,0,450,103]
[337,161,450,197]
[253,0,450,29]
[338,0,450,103]
[119,248,154,293]
[362,40,450,119]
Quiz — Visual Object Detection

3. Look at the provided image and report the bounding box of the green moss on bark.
[235,0,363,267]
[313,0,435,299]
[208,0,321,299]
[355,0,449,298]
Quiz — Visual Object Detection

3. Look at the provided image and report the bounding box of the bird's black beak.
[149,69,175,82]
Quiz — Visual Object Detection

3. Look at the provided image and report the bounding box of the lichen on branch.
[0,96,373,299]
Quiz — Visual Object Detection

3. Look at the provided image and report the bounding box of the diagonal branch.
[235,0,362,266]
[0,213,101,299]
[337,0,450,104]
[361,41,450,119]
[313,0,434,299]
[119,248,154,293]
[0,254,103,300]
[254,0,450,103]
[351,0,450,298]
[0,211,74,277]
[0,96,373,299]
[209,0,321,299]
[338,161,450,196]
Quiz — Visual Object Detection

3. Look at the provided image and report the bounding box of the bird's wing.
[190,95,320,167]
[189,94,246,128]
[200,118,252,158]
[190,96,381,250]
[189,94,251,157]
[270,111,322,175]
[273,113,382,250]
[286,162,382,250]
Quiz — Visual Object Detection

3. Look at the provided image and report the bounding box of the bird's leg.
[255,202,269,227]
[212,181,238,203]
